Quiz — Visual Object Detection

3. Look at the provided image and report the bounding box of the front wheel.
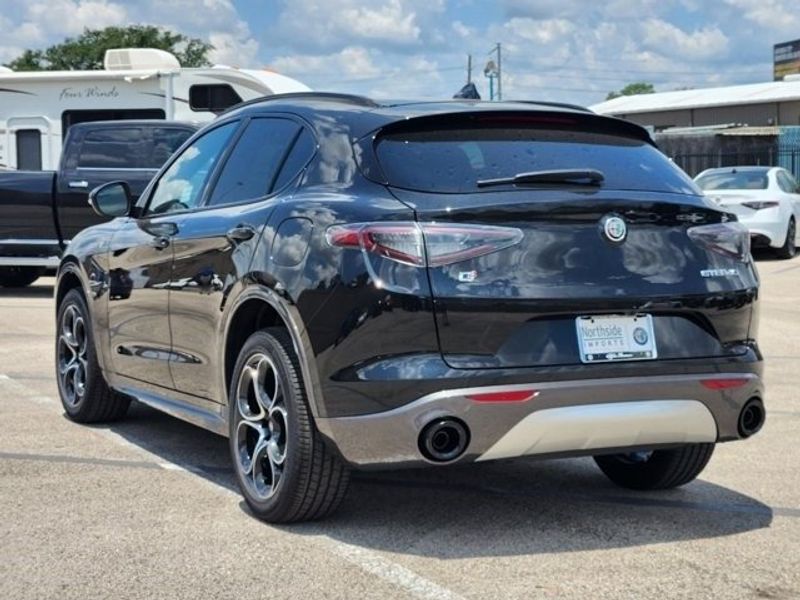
[776,217,796,259]
[229,328,349,523]
[56,289,130,422]
[0,266,44,288]
[594,443,714,490]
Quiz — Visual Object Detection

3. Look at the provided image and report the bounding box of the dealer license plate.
[575,314,657,363]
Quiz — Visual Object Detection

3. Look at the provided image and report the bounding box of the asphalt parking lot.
[1,257,799,600]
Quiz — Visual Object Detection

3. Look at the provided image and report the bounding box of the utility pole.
[485,43,502,101]
[467,54,472,84]
[497,43,502,100]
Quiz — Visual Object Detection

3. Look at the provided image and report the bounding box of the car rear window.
[374,126,699,195]
[695,170,769,191]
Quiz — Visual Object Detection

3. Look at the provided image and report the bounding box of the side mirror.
[88,181,132,218]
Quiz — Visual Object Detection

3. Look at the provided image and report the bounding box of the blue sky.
[1,0,798,105]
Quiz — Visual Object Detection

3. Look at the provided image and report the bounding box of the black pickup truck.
[0,120,197,287]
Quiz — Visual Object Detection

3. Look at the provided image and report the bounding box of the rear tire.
[56,289,130,422]
[0,266,44,288]
[228,328,350,523]
[776,217,796,259]
[594,443,714,490]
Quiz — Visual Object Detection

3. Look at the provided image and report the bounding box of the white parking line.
[322,538,465,600]
[0,373,465,600]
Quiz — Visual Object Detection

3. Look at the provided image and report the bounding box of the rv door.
[6,117,56,171]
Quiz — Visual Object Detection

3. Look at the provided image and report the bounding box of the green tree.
[6,25,213,71]
[606,82,656,101]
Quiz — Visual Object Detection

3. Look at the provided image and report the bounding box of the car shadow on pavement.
[99,401,773,558]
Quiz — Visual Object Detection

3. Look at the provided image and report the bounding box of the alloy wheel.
[57,304,88,407]
[234,353,288,501]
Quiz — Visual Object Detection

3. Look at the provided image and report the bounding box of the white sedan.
[695,166,800,259]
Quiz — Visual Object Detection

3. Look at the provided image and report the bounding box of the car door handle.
[150,236,171,250]
[68,180,89,189]
[227,225,256,242]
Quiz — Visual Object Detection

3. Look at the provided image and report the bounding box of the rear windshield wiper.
[476,169,605,188]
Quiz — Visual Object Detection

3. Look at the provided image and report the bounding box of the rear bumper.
[738,212,787,248]
[316,372,764,468]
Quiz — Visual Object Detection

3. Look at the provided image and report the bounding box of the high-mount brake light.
[326,222,524,267]
[687,221,750,262]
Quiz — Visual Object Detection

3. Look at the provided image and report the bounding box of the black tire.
[594,444,714,490]
[56,289,130,423]
[228,328,349,523]
[0,266,44,288]
[776,217,796,259]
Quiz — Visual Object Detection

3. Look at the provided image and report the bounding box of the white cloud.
[26,0,128,36]
[274,0,446,51]
[640,18,729,60]
[722,0,800,34]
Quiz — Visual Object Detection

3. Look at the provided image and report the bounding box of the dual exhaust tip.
[418,398,765,461]
[418,418,470,462]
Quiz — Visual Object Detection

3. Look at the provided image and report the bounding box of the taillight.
[741,201,779,210]
[326,222,523,267]
[687,221,750,262]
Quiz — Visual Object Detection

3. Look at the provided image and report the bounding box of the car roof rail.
[218,92,381,116]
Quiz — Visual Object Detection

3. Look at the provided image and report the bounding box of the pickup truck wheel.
[594,443,714,490]
[0,266,44,288]
[776,217,796,259]
[56,289,130,422]
[229,328,350,523]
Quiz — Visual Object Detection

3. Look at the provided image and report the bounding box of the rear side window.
[777,170,799,193]
[146,128,195,168]
[207,118,300,207]
[696,170,769,191]
[375,126,698,194]
[272,128,315,191]
[77,127,145,169]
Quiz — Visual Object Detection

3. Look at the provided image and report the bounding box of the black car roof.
[222,92,652,144]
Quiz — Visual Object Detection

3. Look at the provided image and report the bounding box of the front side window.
[146,122,238,215]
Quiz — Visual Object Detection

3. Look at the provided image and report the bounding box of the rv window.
[207,119,300,206]
[189,84,243,113]
[16,130,42,171]
[77,128,146,169]
[147,128,195,168]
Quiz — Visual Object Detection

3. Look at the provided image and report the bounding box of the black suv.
[55,94,765,523]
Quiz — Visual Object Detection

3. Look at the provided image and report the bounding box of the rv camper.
[0,48,310,170]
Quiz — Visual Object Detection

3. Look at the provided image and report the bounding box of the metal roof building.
[590,78,800,131]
